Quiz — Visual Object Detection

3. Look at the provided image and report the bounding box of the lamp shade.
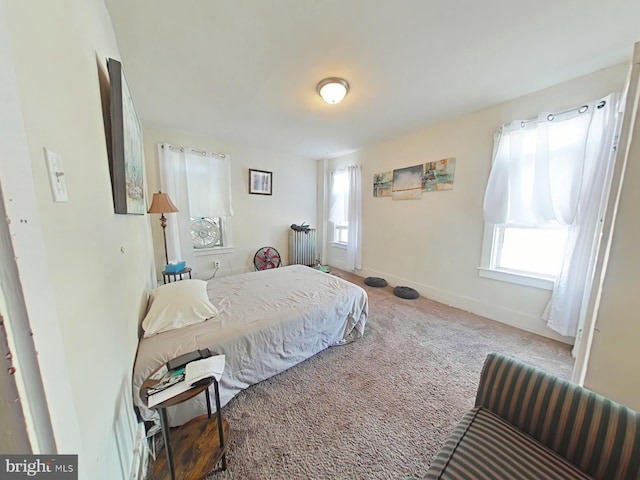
[148,192,179,214]
[317,77,349,104]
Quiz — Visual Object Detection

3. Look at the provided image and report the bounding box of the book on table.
[184,354,226,386]
[166,348,212,371]
[147,354,226,408]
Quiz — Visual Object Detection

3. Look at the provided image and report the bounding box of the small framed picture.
[249,169,273,195]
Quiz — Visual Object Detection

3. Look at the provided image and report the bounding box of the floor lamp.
[148,191,179,266]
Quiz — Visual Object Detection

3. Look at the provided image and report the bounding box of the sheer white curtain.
[158,143,233,268]
[543,93,621,337]
[328,166,362,271]
[484,107,600,226]
[346,165,362,271]
[329,170,348,225]
[483,93,621,336]
[184,151,234,218]
[158,144,193,267]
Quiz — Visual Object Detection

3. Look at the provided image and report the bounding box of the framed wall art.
[249,169,272,195]
[422,157,456,191]
[392,164,423,200]
[107,58,145,215]
[373,170,393,197]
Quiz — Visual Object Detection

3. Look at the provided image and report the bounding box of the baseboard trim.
[356,267,573,345]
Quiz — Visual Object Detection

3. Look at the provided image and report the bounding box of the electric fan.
[191,217,220,249]
[253,246,281,270]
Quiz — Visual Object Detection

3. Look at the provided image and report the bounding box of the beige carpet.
[211,270,572,479]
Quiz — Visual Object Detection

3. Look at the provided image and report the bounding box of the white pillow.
[142,279,218,337]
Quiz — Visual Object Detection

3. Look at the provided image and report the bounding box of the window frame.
[329,169,350,248]
[191,216,224,249]
[478,224,556,290]
[191,216,234,256]
[330,222,349,248]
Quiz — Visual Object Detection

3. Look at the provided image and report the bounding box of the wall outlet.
[214,261,220,269]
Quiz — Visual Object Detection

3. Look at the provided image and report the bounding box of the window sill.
[330,241,347,250]
[477,267,554,290]
[193,246,234,257]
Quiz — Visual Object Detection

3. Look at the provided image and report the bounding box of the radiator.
[289,228,317,266]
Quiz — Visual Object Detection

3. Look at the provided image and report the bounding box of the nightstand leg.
[213,380,227,471]
[159,407,175,480]
[205,387,212,419]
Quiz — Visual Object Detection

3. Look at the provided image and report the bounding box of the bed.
[132,265,369,426]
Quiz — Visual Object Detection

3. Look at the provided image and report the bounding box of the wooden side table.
[162,267,192,284]
[141,358,228,480]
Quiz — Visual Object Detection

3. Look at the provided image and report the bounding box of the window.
[327,165,363,270]
[190,216,224,249]
[185,152,233,252]
[482,94,619,339]
[480,107,591,289]
[495,226,568,276]
[159,144,234,264]
[480,226,570,290]
[334,223,348,244]
[329,170,349,245]
[480,225,569,288]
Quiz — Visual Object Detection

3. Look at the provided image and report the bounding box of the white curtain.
[185,151,233,218]
[329,170,348,225]
[543,93,621,337]
[158,143,233,268]
[158,144,193,268]
[484,108,597,226]
[483,93,621,336]
[346,165,362,271]
[328,166,362,271]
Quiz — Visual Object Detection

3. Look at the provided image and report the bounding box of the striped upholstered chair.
[426,352,640,480]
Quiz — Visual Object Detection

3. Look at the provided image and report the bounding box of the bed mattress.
[132,265,368,425]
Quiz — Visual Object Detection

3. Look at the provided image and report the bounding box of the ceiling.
[105,0,640,160]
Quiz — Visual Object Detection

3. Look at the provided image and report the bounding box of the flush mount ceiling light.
[317,77,350,104]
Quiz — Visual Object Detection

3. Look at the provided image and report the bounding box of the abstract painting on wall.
[107,58,145,215]
[392,164,423,200]
[373,171,393,197]
[422,157,456,192]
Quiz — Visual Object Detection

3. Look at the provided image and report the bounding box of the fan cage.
[191,216,223,249]
[254,247,281,270]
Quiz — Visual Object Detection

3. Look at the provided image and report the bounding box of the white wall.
[2,3,633,474]
[4,0,154,477]
[325,63,628,342]
[0,1,54,453]
[143,125,317,279]
[584,49,640,411]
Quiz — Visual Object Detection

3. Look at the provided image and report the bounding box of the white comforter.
[132,265,368,425]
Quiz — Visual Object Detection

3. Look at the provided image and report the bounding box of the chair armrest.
[475,352,640,480]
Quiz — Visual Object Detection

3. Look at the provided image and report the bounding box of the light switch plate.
[44,147,68,202]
